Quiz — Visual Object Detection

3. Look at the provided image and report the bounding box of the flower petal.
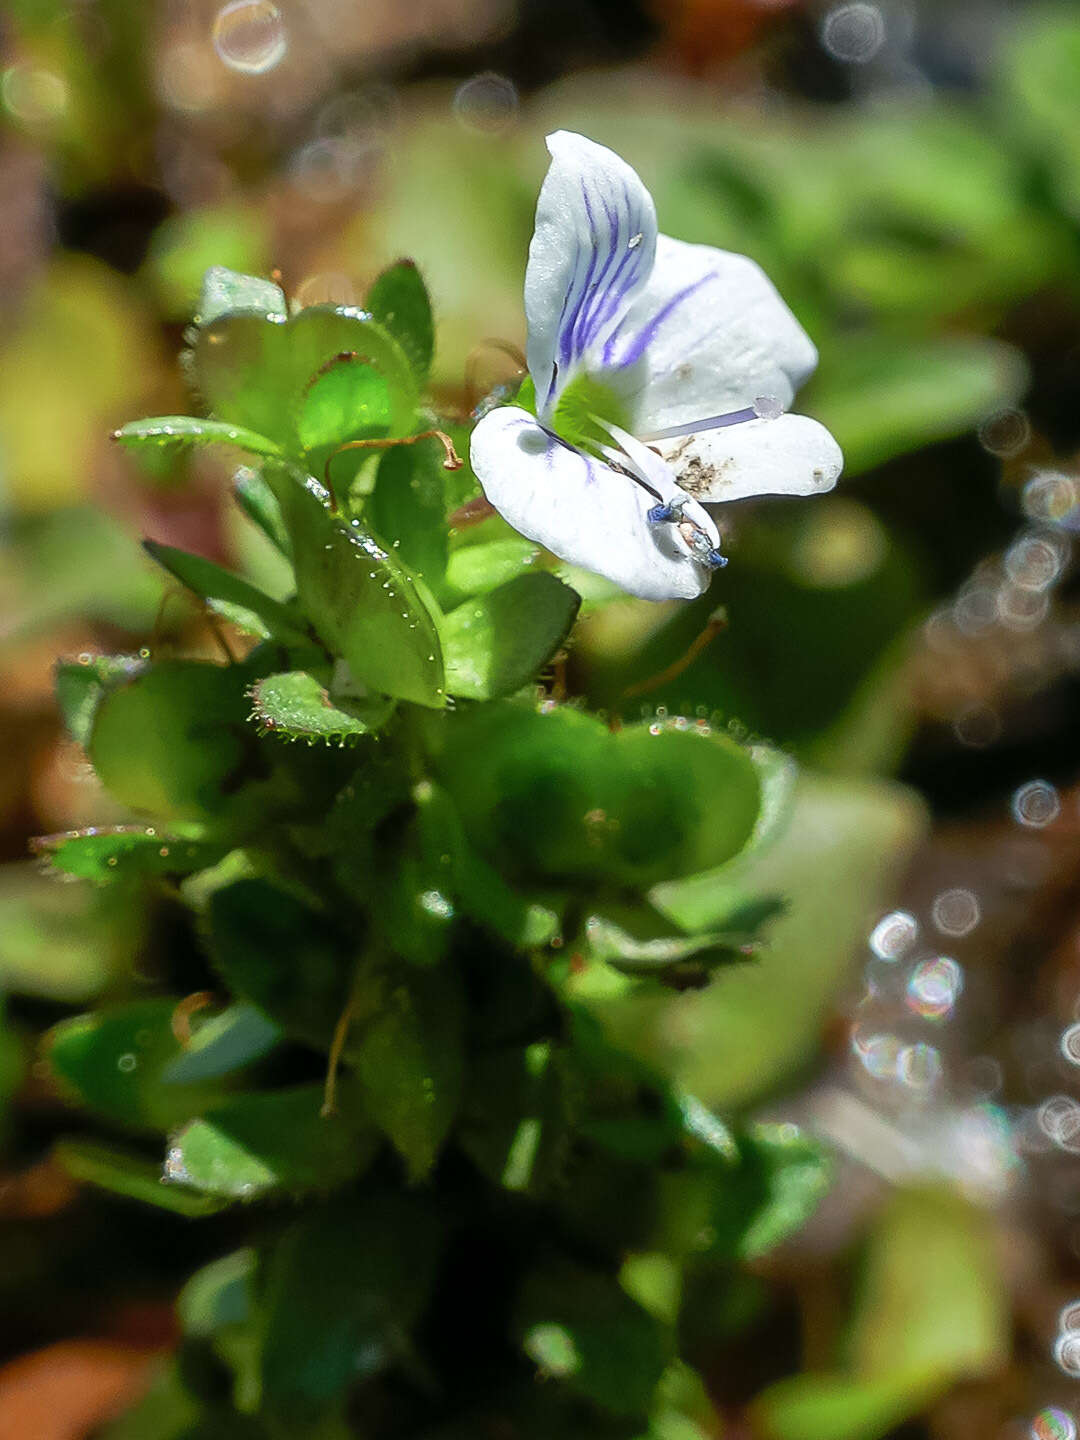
[602,234,819,435]
[654,413,844,503]
[525,132,657,418]
[470,407,711,601]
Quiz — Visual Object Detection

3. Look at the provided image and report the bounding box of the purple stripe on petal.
[609,272,717,371]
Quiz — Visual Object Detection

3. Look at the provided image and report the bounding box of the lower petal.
[470,407,712,602]
[654,413,843,504]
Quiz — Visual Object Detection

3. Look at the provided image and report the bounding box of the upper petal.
[470,407,711,602]
[654,413,843,503]
[525,132,658,418]
[601,234,819,436]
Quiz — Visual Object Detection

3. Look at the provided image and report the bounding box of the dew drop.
[1056,1333,1080,1377]
[931,887,980,938]
[752,394,784,421]
[1032,1408,1077,1440]
[452,72,518,133]
[117,1053,137,1073]
[1011,779,1060,829]
[868,910,917,961]
[1061,1024,1080,1066]
[821,1,886,62]
[212,0,287,74]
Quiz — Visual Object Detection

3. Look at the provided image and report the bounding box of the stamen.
[705,548,728,570]
[647,501,682,525]
[639,406,759,444]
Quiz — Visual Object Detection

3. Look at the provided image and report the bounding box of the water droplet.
[117,1053,137,1073]
[628,232,643,250]
[851,1029,901,1080]
[897,1041,942,1090]
[1061,1024,1080,1066]
[931,888,980,937]
[752,394,784,421]
[1,65,68,125]
[1059,1299,1080,1333]
[905,956,963,1021]
[1024,471,1077,526]
[998,582,1049,631]
[211,0,287,75]
[163,1143,192,1185]
[1012,779,1060,829]
[978,407,1031,458]
[1057,1334,1080,1377]
[953,702,1001,749]
[1005,532,1067,591]
[868,910,917,961]
[452,72,518,134]
[821,1,886,61]
[1039,1095,1080,1151]
[1032,1409,1077,1440]
[418,889,454,920]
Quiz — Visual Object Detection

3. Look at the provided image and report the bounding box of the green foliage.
[440,572,580,700]
[249,670,393,744]
[49,258,848,1440]
[752,1188,1008,1440]
[438,706,761,886]
[366,259,435,384]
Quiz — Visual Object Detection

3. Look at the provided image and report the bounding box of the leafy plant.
[37,261,835,1440]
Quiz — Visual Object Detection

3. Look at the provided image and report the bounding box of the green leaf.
[88,661,254,821]
[198,265,287,325]
[165,1083,379,1199]
[233,466,291,556]
[1000,7,1080,223]
[191,305,416,457]
[297,352,393,454]
[445,537,541,597]
[515,1260,672,1417]
[582,912,759,988]
[205,880,352,1051]
[752,1187,1008,1440]
[32,826,226,884]
[178,1248,256,1336]
[349,961,465,1181]
[441,572,580,700]
[370,439,448,588]
[142,540,309,644]
[807,334,1028,476]
[249,669,393,745]
[260,1191,444,1428]
[619,773,926,1110]
[439,706,761,887]
[161,1005,281,1084]
[279,471,446,708]
[705,1124,832,1261]
[46,998,225,1132]
[365,259,434,383]
[54,652,143,747]
[113,416,283,460]
[54,1138,227,1217]
[412,780,559,948]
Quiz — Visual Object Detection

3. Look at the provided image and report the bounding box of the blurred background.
[3,0,1080,1436]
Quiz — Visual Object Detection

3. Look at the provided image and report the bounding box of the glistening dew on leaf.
[470,131,844,601]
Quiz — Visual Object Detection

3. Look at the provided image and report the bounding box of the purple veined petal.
[469,405,712,601]
[601,234,820,438]
[525,132,658,418]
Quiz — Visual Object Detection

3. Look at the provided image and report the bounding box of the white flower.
[470,131,843,601]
